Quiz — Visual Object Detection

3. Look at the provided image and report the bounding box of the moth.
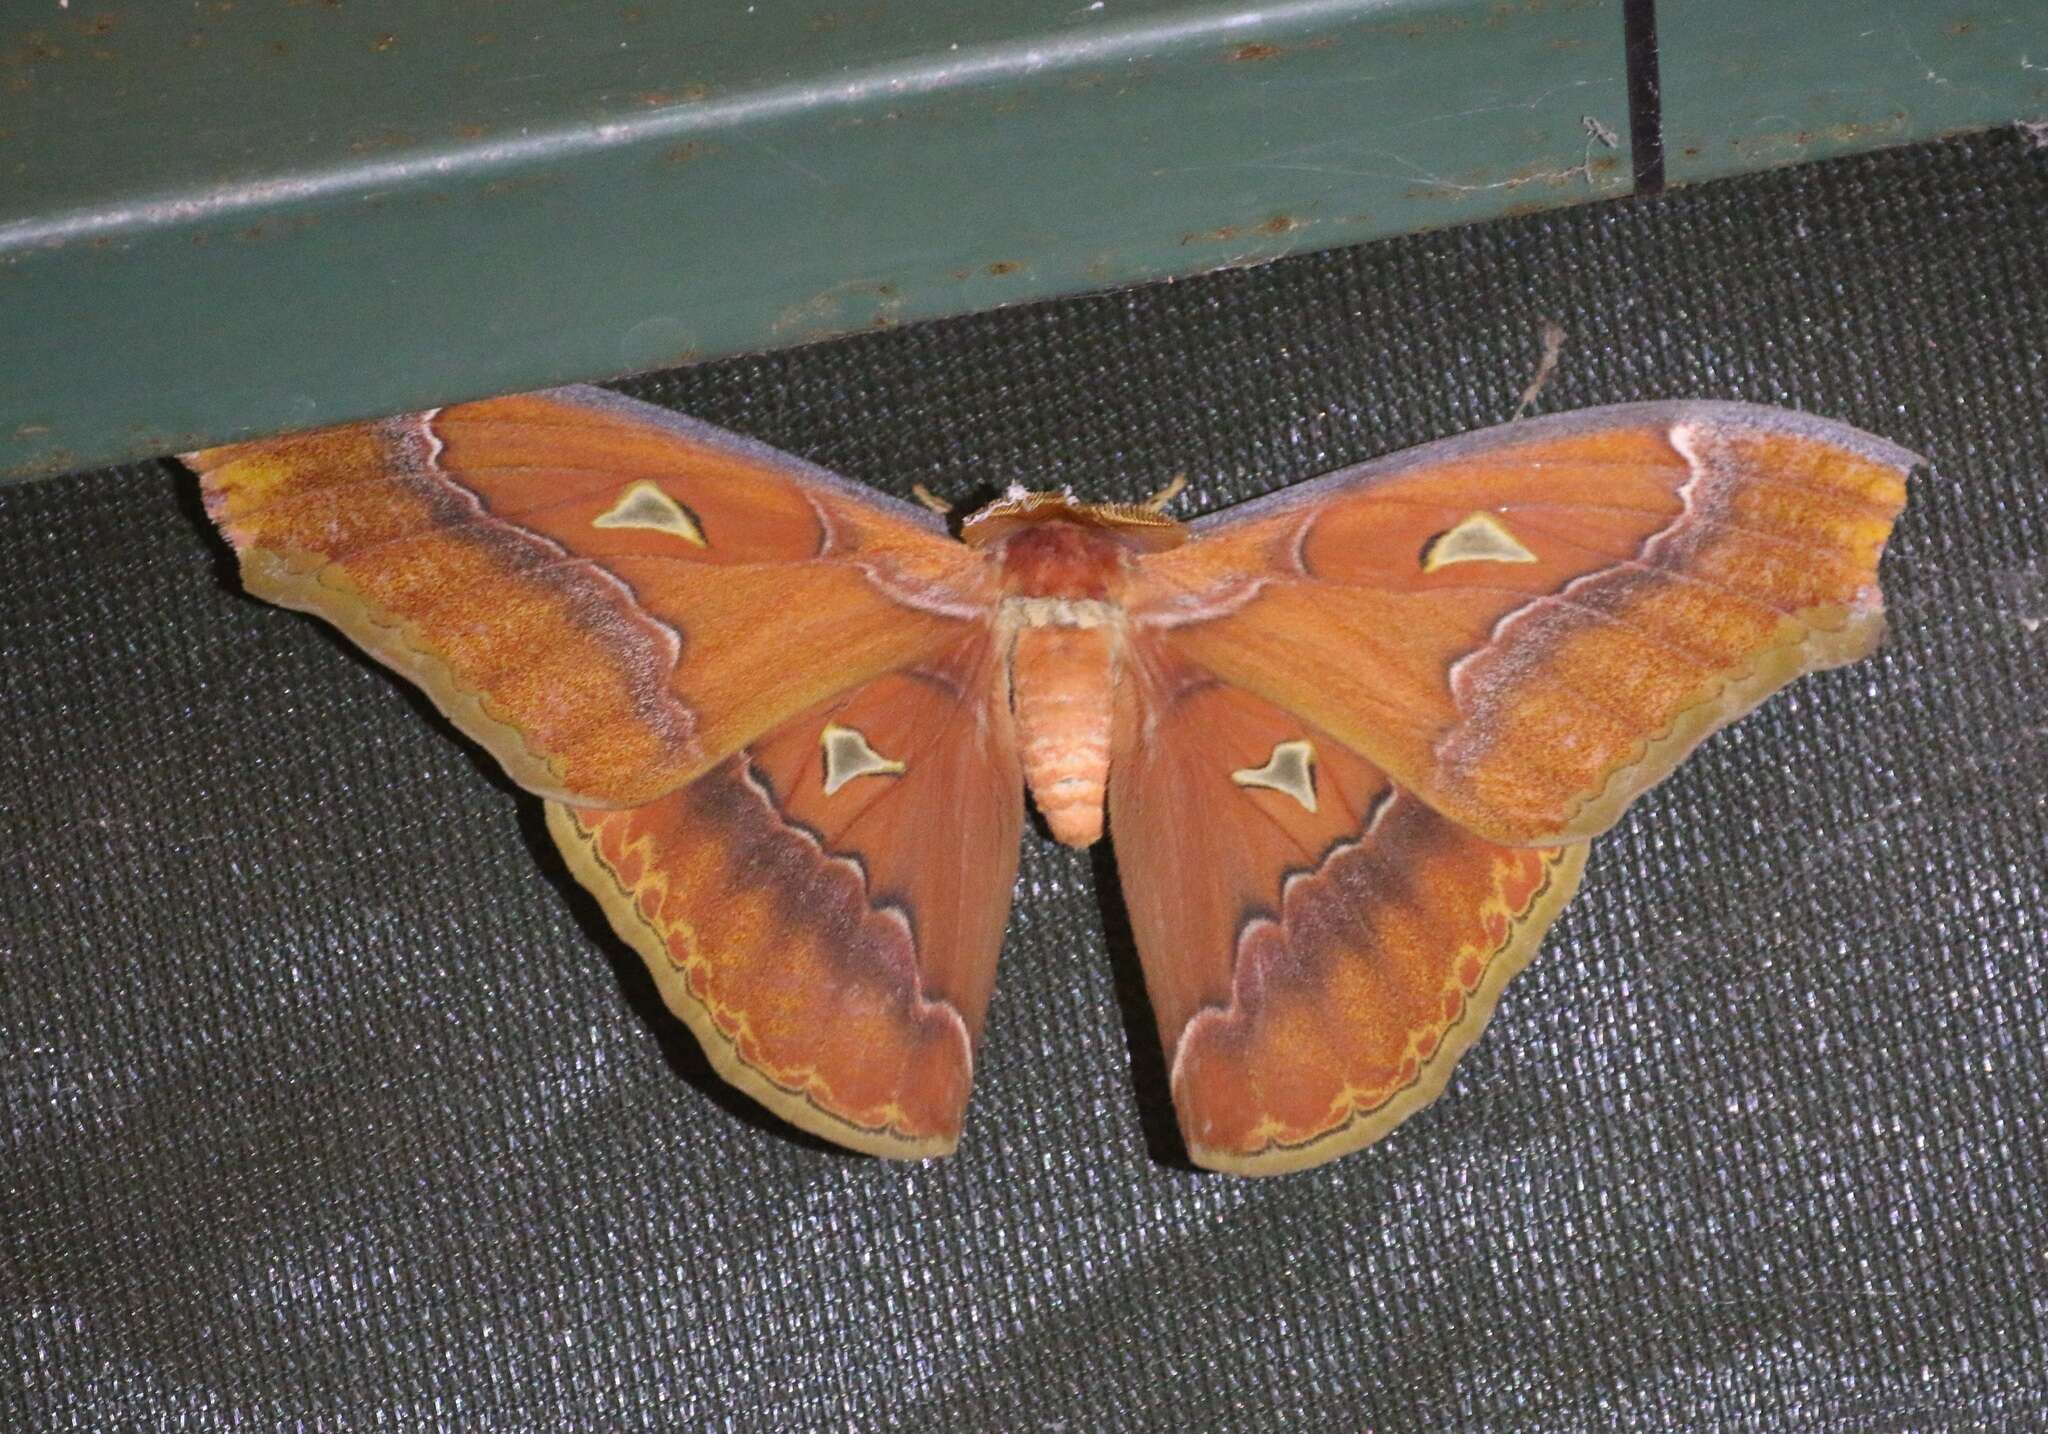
[187,388,1913,1175]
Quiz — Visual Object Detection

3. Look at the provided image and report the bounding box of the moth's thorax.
[995,519,1136,600]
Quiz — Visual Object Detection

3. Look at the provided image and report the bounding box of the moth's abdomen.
[1011,624,1117,847]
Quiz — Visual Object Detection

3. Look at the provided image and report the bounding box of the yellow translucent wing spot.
[1420,511,1537,572]
[820,723,907,796]
[1231,739,1318,813]
[592,481,708,546]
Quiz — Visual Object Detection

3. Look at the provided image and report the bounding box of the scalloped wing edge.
[546,800,962,1161]
[1185,841,1589,1177]
[238,548,602,804]
[1549,602,1886,843]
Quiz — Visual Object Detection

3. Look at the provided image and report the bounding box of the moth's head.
[959,486,1186,553]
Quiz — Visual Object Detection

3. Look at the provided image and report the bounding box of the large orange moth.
[186,388,1913,1175]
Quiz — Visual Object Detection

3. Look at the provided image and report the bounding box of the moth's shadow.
[920,480,1007,539]
[1089,842,1198,1173]
[171,457,251,598]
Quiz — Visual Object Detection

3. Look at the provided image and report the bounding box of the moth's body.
[977,506,1170,847]
[190,388,1914,1174]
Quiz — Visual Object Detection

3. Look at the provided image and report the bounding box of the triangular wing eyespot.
[187,386,995,809]
[1108,663,1589,1174]
[547,636,1022,1158]
[819,722,908,795]
[1420,511,1540,572]
[1231,739,1318,811]
[590,481,708,546]
[1129,401,1914,847]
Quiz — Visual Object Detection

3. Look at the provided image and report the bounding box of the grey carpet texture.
[3,130,2044,1430]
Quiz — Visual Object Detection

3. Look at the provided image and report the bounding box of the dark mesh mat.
[4,131,2044,1429]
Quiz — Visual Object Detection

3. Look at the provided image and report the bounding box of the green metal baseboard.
[1,0,2038,483]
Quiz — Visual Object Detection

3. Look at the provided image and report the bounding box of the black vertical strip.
[1623,0,1665,194]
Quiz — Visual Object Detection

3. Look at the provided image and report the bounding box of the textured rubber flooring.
[3,130,2044,1429]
